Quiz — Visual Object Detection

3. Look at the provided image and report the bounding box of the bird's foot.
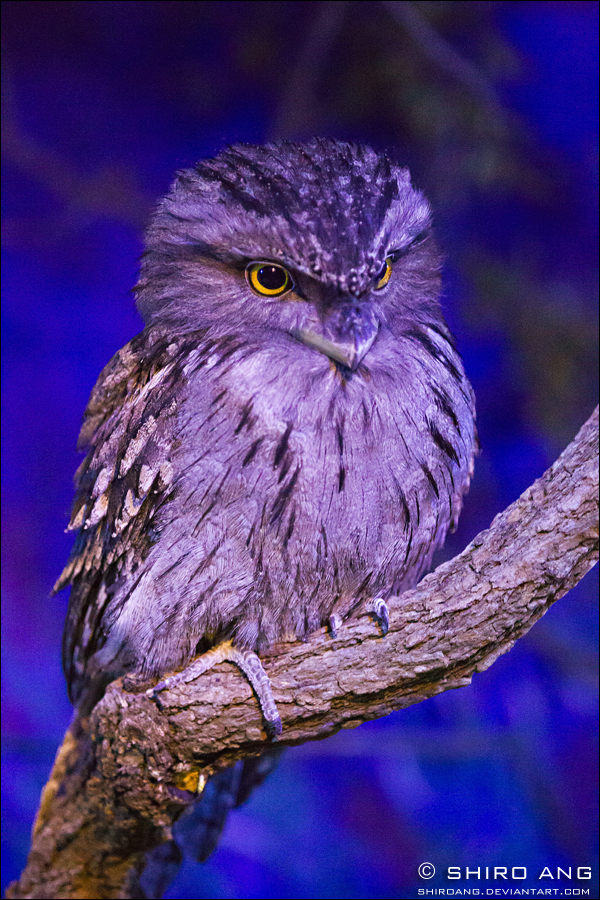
[147,640,282,739]
[365,597,390,636]
[329,597,390,639]
[328,612,343,638]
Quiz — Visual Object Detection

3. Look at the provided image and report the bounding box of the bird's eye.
[374,256,394,290]
[246,262,292,297]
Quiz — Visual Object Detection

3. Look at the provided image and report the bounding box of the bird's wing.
[55,325,203,706]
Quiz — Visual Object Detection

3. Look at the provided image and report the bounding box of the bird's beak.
[291,300,379,370]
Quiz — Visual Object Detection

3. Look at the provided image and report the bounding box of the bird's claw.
[366,597,390,636]
[329,613,343,638]
[145,641,282,740]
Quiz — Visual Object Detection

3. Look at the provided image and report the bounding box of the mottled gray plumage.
[57,138,476,723]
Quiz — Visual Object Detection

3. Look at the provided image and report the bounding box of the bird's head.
[136,139,442,374]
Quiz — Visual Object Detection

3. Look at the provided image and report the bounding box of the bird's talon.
[366,597,390,636]
[329,613,342,638]
[265,715,283,741]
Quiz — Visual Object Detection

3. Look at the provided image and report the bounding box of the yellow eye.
[246,262,292,297]
[375,256,393,290]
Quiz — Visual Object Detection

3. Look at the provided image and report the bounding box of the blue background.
[2,2,598,897]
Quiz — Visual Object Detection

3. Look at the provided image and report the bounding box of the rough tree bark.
[7,406,599,900]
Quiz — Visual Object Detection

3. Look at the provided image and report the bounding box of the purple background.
[2,2,598,897]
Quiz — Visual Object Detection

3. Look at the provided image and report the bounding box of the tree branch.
[381,1,500,107]
[268,0,349,140]
[8,406,598,900]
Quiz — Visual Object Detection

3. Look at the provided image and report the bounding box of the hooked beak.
[291,301,379,370]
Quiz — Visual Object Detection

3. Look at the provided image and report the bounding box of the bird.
[55,138,477,885]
